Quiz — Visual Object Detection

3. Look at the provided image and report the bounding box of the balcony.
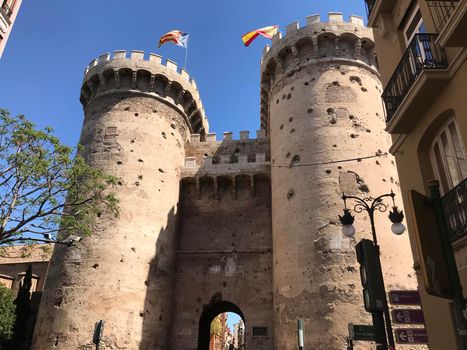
[364,0,376,19]
[428,0,467,47]
[427,0,460,32]
[0,1,12,18]
[442,177,467,242]
[383,33,449,133]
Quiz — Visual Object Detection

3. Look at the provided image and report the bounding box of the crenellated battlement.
[259,13,377,132]
[181,152,270,180]
[83,50,197,86]
[183,129,270,179]
[80,50,209,135]
[189,129,267,143]
[260,13,373,65]
[183,151,269,169]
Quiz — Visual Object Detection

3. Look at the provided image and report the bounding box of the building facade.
[0,245,51,294]
[0,245,52,349]
[0,0,22,58]
[32,13,416,350]
[233,319,245,350]
[364,0,467,348]
[209,314,226,350]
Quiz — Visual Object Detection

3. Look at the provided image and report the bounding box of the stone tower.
[260,13,416,349]
[32,13,417,350]
[32,50,208,349]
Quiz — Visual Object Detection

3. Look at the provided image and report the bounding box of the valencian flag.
[242,25,279,47]
[158,30,189,48]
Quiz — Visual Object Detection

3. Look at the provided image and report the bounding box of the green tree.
[0,283,15,345]
[211,315,222,336]
[0,109,118,245]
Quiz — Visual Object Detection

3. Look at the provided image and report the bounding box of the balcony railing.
[382,33,448,124]
[442,177,467,242]
[1,1,12,18]
[364,0,376,19]
[427,0,460,33]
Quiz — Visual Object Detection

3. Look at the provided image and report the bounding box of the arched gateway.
[198,301,245,350]
[169,167,274,349]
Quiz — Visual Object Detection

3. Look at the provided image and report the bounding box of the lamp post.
[339,190,405,350]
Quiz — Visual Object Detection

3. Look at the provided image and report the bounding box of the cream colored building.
[365,0,467,348]
[0,244,52,293]
[0,0,22,58]
[0,245,52,349]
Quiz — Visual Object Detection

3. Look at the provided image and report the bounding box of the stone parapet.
[181,153,270,178]
[189,130,268,143]
[259,13,377,132]
[185,130,270,174]
[81,50,209,135]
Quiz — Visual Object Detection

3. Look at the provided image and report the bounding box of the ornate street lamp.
[339,190,405,350]
[339,190,405,241]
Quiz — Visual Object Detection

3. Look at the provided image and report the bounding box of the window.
[430,119,467,194]
[0,274,14,289]
[404,6,426,45]
[17,272,39,292]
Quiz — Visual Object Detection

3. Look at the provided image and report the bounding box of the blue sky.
[0,0,366,146]
[226,312,241,332]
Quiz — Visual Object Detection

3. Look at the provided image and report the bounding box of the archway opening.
[198,301,245,350]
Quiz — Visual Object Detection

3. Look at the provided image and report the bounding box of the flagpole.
[184,35,189,69]
[184,46,188,69]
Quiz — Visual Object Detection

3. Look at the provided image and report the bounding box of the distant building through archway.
[198,301,245,350]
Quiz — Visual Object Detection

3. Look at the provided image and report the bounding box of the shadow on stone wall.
[157,138,274,350]
[139,206,178,350]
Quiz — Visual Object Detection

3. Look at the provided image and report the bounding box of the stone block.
[256,153,266,163]
[185,157,196,167]
[240,131,249,140]
[306,14,320,25]
[329,12,343,22]
[98,53,110,63]
[349,15,364,26]
[166,59,178,71]
[113,50,126,60]
[272,32,283,45]
[190,134,201,143]
[130,50,144,60]
[256,130,267,139]
[220,155,230,164]
[238,154,248,164]
[286,21,299,34]
[206,133,216,142]
[181,68,190,80]
[149,53,162,64]
[223,132,233,141]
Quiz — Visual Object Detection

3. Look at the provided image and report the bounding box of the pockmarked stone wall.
[170,134,274,350]
[260,13,417,350]
[32,50,208,350]
[32,13,419,350]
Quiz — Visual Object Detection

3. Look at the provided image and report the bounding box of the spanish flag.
[241,25,279,47]
[159,30,189,48]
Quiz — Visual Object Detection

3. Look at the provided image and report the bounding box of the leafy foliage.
[0,109,118,244]
[210,315,222,336]
[0,283,15,342]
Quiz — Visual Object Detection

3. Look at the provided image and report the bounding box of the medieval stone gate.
[170,138,274,349]
[32,13,416,350]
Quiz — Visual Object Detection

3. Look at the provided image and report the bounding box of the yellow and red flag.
[159,30,189,48]
[241,25,279,47]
